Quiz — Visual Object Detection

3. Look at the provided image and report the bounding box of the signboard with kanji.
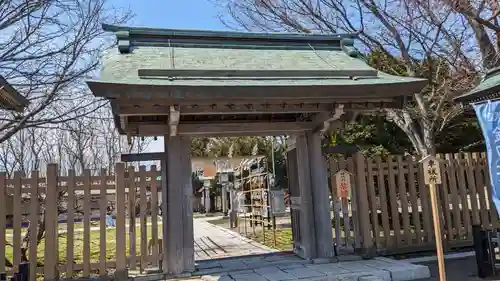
[421,155,442,185]
[220,173,229,182]
[418,154,447,281]
[270,190,286,215]
[334,169,352,199]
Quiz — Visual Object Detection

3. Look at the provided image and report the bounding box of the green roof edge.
[102,23,357,42]
[0,76,29,111]
[101,24,361,56]
[454,67,500,104]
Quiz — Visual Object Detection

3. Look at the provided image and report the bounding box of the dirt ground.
[415,257,500,281]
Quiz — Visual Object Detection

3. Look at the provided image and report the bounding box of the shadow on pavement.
[416,256,500,281]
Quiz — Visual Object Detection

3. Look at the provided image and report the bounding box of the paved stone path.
[193,256,431,281]
[194,218,276,260]
[191,218,431,281]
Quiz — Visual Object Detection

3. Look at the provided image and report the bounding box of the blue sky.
[110,0,229,31]
[108,0,229,152]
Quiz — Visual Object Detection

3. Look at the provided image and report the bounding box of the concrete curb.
[206,221,277,252]
[400,251,475,264]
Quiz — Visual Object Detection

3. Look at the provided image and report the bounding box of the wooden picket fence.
[329,152,500,254]
[0,163,163,281]
[4,152,499,280]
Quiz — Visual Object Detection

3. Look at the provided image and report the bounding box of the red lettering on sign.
[339,182,349,198]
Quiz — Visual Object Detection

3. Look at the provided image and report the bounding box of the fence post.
[0,172,5,279]
[99,168,108,276]
[353,153,374,257]
[44,164,58,281]
[82,170,91,277]
[150,165,160,266]
[28,171,39,281]
[13,172,22,274]
[115,163,128,281]
[66,170,75,277]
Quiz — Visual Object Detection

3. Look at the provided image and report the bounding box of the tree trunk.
[384,109,437,158]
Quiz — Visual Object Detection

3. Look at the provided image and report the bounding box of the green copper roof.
[0,76,29,112]
[88,24,426,101]
[454,68,500,104]
[98,45,381,83]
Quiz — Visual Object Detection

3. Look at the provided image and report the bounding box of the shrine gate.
[87,24,426,276]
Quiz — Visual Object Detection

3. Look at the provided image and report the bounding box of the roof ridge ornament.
[484,66,500,80]
[116,30,130,54]
[341,38,359,58]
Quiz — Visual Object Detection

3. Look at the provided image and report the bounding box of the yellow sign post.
[420,155,446,281]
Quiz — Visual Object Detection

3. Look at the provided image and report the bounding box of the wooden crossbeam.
[128,121,313,137]
[121,152,165,162]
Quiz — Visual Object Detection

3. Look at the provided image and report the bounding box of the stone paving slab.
[196,253,305,274]
[283,268,325,279]
[196,257,430,281]
[305,264,350,275]
[231,273,269,281]
[181,218,430,281]
[194,218,276,261]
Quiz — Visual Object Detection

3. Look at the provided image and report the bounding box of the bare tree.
[0,0,131,144]
[216,0,496,156]
[436,0,500,69]
[62,117,96,173]
[0,114,155,265]
[0,0,133,267]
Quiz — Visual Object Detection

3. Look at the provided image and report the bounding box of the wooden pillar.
[353,152,374,256]
[295,133,317,259]
[44,164,59,281]
[164,136,184,275]
[204,186,211,212]
[115,163,127,280]
[306,131,334,259]
[162,135,193,275]
[222,186,228,214]
[229,190,239,228]
[181,136,195,272]
[161,157,169,273]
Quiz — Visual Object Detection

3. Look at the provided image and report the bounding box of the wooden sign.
[270,190,286,215]
[290,196,301,209]
[220,173,229,182]
[334,169,352,199]
[420,155,442,185]
[419,154,447,281]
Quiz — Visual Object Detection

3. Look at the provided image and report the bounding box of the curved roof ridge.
[102,24,359,54]
[102,24,356,41]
